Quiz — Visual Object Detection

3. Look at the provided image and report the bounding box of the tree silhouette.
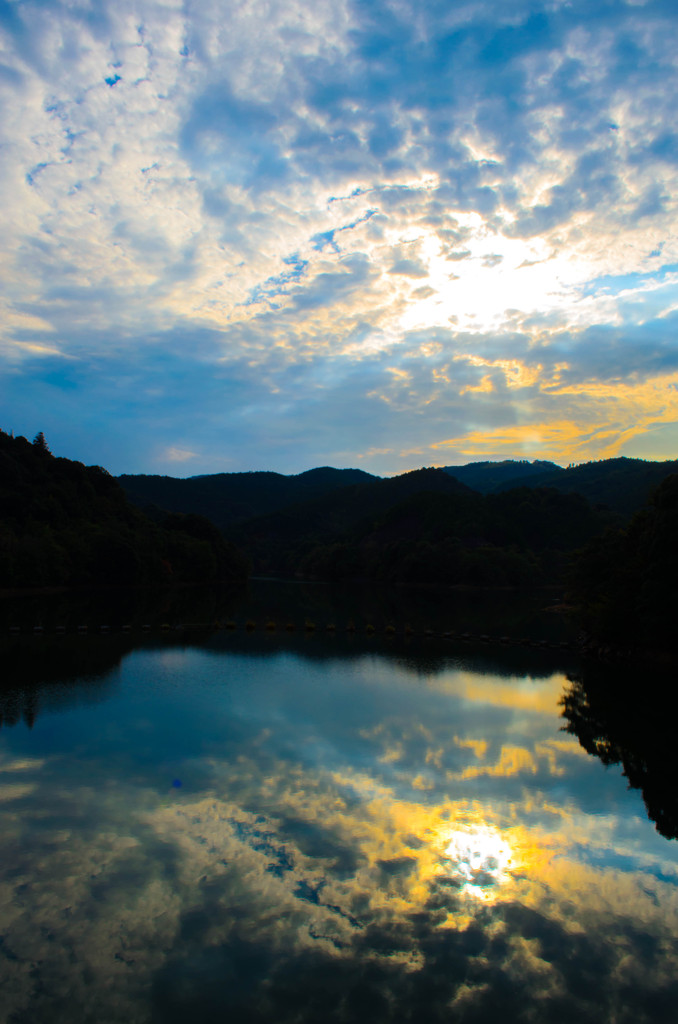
[561,663,678,840]
[0,429,249,587]
[32,431,51,455]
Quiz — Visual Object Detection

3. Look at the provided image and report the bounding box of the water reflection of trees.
[0,637,131,728]
[200,631,574,680]
[561,660,678,840]
[1,626,576,731]
[0,577,577,731]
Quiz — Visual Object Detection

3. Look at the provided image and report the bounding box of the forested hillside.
[0,431,248,588]
[119,466,377,531]
[120,456,678,526]
[226,468,471,574]
[14,442,674,594]
[227,469,612,585]
[443,459,560,492]
[492,457,678,513]
[567,473,678,651]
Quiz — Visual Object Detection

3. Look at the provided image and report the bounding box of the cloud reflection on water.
[1,643,678,1022]
[443,824,513,900]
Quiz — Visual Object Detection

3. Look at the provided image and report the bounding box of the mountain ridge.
[119,455,678,521]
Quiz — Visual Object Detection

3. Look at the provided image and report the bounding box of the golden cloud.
[451,744,538,781]
[432,371,678,463]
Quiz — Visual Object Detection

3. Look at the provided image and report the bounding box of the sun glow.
[443,824,513,900]
[395,226,590,335]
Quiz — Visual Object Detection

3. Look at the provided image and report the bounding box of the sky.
[1,0,678,477]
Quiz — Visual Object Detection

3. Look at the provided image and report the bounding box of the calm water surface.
[1,589,677,1023]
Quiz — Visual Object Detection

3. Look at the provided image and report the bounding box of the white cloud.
[1,0,678,471]
[164,446,199,462]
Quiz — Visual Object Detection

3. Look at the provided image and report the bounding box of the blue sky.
[1,0,678,475]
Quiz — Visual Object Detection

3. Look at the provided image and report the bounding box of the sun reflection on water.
[443,824,513,900]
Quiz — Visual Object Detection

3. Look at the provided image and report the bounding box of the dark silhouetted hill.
[0,430,248,588]
[493,456,678,514]
[119,466,378,531]
[228,467,472,569]
[116,456,678,588]
[228,469,610,584]
[443,459,561,492]
[567,473,678,651]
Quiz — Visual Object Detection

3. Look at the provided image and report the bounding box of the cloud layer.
[2,0,678,472]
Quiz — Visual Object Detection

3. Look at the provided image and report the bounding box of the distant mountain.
[443,459,562,493]
[119,466,378,532]
[13,439,678,592]
[300,485,609,586]
[228,468,609,583]
[114,455,678,587]
[442,457,678,515]
[228,467,474,570]
[493,457,678,514]
[121,457,678,528]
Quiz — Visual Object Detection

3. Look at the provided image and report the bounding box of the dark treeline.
[567,473,678,651]
[118,456,678,593]
[562,659,678,839]
[119,465,377,532]
[120,456,678,524]
[0,430,248,588]
[0,626,573,732]
[445,455,678,513]
[442,458,561,492]
[6,430,678,639]
[229,469,612,586]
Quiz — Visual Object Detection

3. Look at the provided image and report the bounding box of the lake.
[1,583,677,1023]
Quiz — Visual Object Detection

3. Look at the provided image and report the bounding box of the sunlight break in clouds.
[444,824,513,900]
[1,0,678,472]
